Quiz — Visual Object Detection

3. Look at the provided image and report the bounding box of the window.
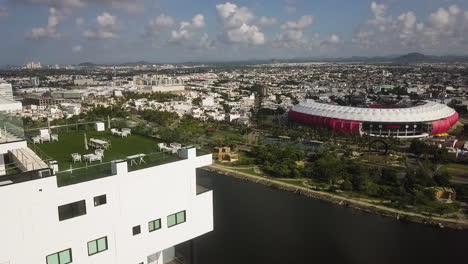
[133,225,141,235]
[94,195,107,207]
[88,236,108,256]
[167,210,186,228]
[46,248,72,264]
[148,219,161,232]
[58,200,86,221]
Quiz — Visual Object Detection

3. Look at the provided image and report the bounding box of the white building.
[0,119,214,264]
[202,97,215,107]
[0,80,14,100]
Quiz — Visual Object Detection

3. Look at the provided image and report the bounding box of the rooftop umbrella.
[84,133,88,150]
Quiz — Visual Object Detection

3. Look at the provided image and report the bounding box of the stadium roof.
[291,100,456,123]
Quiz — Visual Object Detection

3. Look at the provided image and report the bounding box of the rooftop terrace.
[29,129,184,186]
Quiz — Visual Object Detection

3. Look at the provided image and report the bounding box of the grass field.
[442,163,468,177]
[31,130,181,186]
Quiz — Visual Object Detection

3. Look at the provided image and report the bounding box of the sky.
[1,0,468,65]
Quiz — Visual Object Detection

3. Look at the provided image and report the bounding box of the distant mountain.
[72,53,468,67]
[289,53,468,63]
[394,52,428,62]
[119,61,155,66]
[78,62,97,67]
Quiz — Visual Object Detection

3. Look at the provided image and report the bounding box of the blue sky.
[1,0,468,65]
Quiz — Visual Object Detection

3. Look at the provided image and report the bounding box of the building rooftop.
[29,129,183,186]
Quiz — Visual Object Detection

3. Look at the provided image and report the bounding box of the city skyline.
[1,0,468,64]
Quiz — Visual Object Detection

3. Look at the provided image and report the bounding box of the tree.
[409,139,427,156]
[434,170,451,187]
[309,155,343,184]
[192,97,203,106]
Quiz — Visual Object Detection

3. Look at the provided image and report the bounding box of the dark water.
[194,170,468,264]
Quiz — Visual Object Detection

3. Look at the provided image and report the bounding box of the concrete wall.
[0,153,213,264]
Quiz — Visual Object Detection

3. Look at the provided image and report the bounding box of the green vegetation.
[236,141,459,216]
[441,163,468,178]
[123,91,185,102]
[138,110,179,127]
[32,130,181,186]
[252,144,305,178]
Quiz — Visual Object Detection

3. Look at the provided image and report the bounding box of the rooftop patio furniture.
[122,128,131,135]
[51,134,59,142]
[32,136,41,144]
[111,128,122,137]
[89,138,110,149]
[40,135,51,143]
[71,153,82,163]
[83,153,102,163]
[95,149,105,158]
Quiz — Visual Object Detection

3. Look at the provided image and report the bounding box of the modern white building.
[0,115,214,264]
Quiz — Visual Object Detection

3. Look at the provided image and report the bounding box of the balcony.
[0,113,25,144]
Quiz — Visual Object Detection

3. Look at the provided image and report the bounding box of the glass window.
[97,237,107,251]
[58,200,86,221]
[46,249,72,264]
[58,250,71,264]
[88,240,98,255]
[176,211,186,224]
[94,195,107,207]
[46,254,59,264]
[167,210,186,228]
[133,225,141,235]
[167,214,176,227]
[148,219,161,232]
[88,237,108,256]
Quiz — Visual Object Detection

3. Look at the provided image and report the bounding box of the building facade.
[0,109,213,264]
[0,81,14,100]
[0,147,213,264]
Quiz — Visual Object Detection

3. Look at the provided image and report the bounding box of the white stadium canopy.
[291,101,456,123]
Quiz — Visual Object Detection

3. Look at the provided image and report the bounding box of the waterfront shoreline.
[203,165,468,230]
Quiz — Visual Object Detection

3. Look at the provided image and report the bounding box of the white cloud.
[282,15,314,30]
[259,16,277,25]
[225,24,265,45]
[72,45,82,52]
[17,0,145,13]
[427,7,450,28]
[276,15,314,48]
[97,12,116,27]
[321,34,342,48]
[216,2,255,27]
[192,14,205,28]
[216,2,265,46]
[0,6,9,17]
[82,12,119,40]
[83,29,118,39]
[153,14,175,28]
[144,14,175,37]
[169,14,206,43]
[370,2,387,18]
[27,7,64,39]
[352,3,468,53]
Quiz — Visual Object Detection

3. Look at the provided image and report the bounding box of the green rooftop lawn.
[34,130,160,170]
[30,130,183,186]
